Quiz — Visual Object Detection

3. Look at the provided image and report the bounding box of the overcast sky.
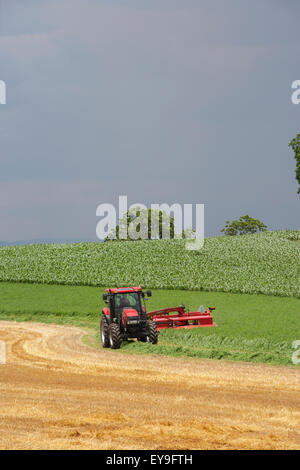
[0,0,299,241]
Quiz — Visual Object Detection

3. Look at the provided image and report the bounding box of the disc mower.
[100,286,217,349]
[147,305,217,330]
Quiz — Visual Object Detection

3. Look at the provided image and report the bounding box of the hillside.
[0,230,299,297]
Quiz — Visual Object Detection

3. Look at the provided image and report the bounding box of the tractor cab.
[102,286,151,322]
[114,292,141,315]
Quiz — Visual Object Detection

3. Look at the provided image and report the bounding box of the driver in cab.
[119,294,131,309]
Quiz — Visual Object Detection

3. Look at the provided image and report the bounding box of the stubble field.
[0,321,299,450]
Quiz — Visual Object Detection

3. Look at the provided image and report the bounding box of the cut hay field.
[0,321,299,450]
[0,230,300,297]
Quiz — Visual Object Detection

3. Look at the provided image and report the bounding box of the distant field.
[0,282,299,366]
[0,230,299,297]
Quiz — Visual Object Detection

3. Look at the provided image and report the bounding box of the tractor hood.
[122,308,139,326]
[122,308,139,317]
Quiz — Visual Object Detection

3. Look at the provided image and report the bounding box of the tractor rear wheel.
[146,319,158,344]
[100,315,110,348]
[108,323,122,349]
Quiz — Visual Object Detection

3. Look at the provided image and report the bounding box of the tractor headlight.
[127,319,139,325]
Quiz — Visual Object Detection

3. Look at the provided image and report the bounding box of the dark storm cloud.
[0,0,299,241]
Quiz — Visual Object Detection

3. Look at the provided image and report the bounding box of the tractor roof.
[105,286,142,294]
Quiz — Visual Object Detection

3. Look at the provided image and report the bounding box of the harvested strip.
[0,321,299,450]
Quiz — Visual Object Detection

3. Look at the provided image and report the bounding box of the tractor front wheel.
[108,323,122,349]
[146,319,158,344]
[100,315,110,348]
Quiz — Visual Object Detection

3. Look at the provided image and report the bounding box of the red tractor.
[100,286,158,349]
[101,286,217,349]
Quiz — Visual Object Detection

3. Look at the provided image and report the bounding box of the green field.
[0,231,299,366]
[0,282,299,366]
[0,231,300,297]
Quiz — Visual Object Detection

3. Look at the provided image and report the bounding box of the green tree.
[289,132,300,194]
[105,207,175,241]
[221,215,267,236]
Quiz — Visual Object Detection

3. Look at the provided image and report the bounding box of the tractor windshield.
[115,292,141,311]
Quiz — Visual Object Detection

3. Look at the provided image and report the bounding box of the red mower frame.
[147,305,217,331]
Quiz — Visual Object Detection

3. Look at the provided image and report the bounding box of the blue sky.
[0,0,299,241]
